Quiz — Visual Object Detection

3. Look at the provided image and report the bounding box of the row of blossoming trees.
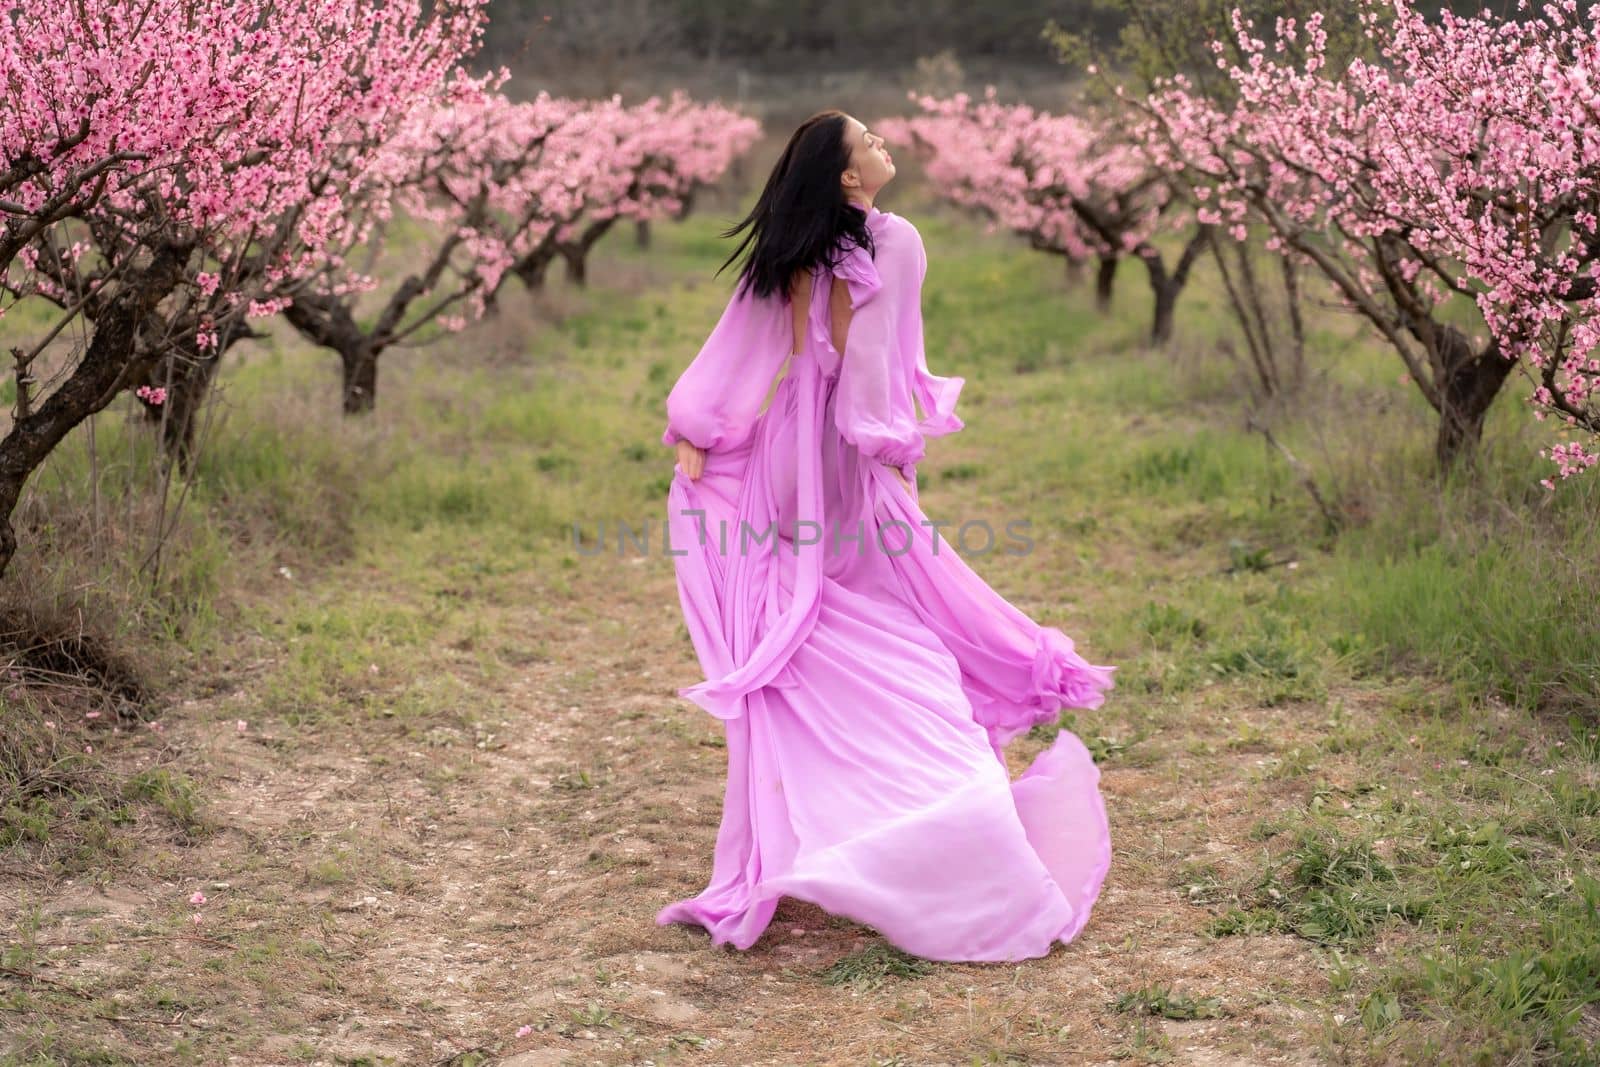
[879,0,1600,490]
[0,0,760,577]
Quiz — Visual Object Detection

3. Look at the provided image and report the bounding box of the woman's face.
[841,115,894,203]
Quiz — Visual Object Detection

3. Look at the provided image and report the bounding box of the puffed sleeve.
[661,281,792,452]
[914,363,965,438]
[904,226,966,438]
[830,227,928,469]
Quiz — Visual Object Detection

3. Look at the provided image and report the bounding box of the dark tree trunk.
[557,216,620,289]
[1151,282,1179,346]
[341,345,379,414]
[141,325,258,470]
[1068,191,1212,346]
[1206,231,1308,403]
[516,262,548,291]
[1094,255,1118,313]
[153,347,218,469]
[511,245,558,292]
[1369,232,1516,472]
[674,188,698,222]
[1433,330,1515,471]
[283,293,382,415]
[0,238,192,577]
[559,244,588,286]
[1138,229,1211,347]
[635,219,652,248]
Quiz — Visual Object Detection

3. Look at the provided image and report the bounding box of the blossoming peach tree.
[2,0,765,578]
[1132,0,1600,483]
[277,87,759,412]
[880,89,1208,345]
[0,0,488,574]
[278,73,547,415]
[503,92,761,292]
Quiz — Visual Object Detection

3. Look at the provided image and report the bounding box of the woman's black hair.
[716,109,876,302]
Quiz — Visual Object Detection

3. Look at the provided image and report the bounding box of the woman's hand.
[675,439,707,481]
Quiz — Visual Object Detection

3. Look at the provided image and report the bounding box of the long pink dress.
[657,202,1116,963]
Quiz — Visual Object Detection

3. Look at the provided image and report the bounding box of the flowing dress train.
[657,203,1115,963]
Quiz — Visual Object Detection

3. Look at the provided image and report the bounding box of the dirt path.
[5,526,1365,1066]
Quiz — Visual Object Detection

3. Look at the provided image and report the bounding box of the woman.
[658,109,1116,963]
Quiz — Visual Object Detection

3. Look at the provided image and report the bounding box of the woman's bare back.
[760,270,855,414]
[786,270,853,358]
[780,267,906,486]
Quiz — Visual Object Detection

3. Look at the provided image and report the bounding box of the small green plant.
[818,943,935,991]
[1112,982,1227,1020]
[1239,828,1431,947]
[569,1001,617,1028]
[552,767,598,791]
[1207,907,1286,937]
[1141,601,1207,644]
[1126,444,1198,488]
[1225,539,1275,573]
[123,767,206,836]
[939,462,983,481]
[1359,989,1403,1033]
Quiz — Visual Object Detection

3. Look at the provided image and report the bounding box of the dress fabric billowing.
[657,203,1116,963]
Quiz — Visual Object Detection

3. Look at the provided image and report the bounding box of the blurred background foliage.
[480,0,1514,121]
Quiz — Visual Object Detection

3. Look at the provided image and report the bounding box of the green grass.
[1316,479,1600,715]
